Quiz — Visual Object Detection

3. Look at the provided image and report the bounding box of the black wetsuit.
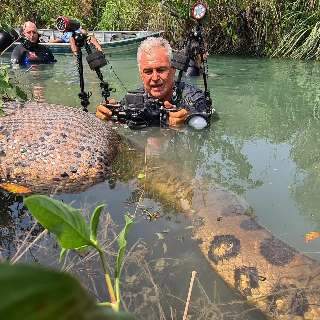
[11,40,56,65]
[122,81,212,127]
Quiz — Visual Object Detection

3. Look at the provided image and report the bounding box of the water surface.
[1,52,320,318]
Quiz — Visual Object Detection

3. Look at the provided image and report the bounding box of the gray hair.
[137,37,172,70]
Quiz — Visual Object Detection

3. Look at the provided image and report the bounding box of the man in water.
[96,37,212,128]
[11,21,56,65]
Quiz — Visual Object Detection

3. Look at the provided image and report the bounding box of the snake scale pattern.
[0,101,120,192]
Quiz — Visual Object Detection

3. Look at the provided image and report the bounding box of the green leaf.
[90,204,105,244]
[0,263,136,320]
[95,308,136,319]
[0,263,96,320]
[115,215,134,279]
[137,173,145,179]
[24,195,93,249]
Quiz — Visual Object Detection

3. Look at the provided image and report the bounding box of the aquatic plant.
[0,66,27,113]
[23,195,134,313]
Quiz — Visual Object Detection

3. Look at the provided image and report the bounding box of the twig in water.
[11,229,48,264]
[182,270,197,320]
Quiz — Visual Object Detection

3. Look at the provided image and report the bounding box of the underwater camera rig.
[106,91,173,130]
[56,16,111,112]
[172,1,212,117]
[107,1,213,130]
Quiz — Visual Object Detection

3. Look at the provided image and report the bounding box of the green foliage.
[0,66,27,113]
[272,5,320,60]
[0,263,135,320]
[24,195,95,250]
[90,204,105,244]
[98,0,154,30]
[24,195,134,312]
[2,0,320,59]
[115,215,134,304]
[115,215,134,279]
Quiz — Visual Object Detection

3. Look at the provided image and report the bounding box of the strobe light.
[56,16,80,33]
[191,1,208,20]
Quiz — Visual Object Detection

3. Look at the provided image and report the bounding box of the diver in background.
[11,21,56,65]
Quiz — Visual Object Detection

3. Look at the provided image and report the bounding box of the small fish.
[304,231,320,243]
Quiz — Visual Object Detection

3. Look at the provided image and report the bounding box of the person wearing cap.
[96,36,212,129]
[11,21,56,65]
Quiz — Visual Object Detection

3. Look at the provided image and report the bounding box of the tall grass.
[272,1,320,60]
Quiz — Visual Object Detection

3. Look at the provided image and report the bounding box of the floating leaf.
[0,183,31,194]
[24,195,94,249]
[137,173,145,179]
[304,231,320,243]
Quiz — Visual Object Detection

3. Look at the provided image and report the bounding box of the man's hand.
[96,98,117,121]
[164,101,189,126]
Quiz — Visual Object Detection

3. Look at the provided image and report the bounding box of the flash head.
[56,16,80,32]
[191,1,208,20]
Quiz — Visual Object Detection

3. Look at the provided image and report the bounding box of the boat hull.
[6,30,163,54]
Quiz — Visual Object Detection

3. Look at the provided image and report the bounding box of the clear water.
[2,51,320,318]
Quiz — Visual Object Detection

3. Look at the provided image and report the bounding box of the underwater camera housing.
[108,91,169,129]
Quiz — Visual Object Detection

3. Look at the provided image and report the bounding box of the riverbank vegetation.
[1,0,320,60]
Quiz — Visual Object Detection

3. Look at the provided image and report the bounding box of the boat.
[7,30,164,54]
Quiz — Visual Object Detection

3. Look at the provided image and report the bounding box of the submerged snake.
[1,101,319,319]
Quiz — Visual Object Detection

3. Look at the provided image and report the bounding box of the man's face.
[139,47,175,101]
[23,24,38,43]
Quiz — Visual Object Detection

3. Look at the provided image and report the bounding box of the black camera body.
[108,91,169,129]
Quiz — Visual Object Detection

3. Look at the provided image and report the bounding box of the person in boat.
[50,28,102,55]
[50,30,77,43]
[11,21,56,65]
[96,37,212,129]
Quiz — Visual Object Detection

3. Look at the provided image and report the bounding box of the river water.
[1,52,320,319]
